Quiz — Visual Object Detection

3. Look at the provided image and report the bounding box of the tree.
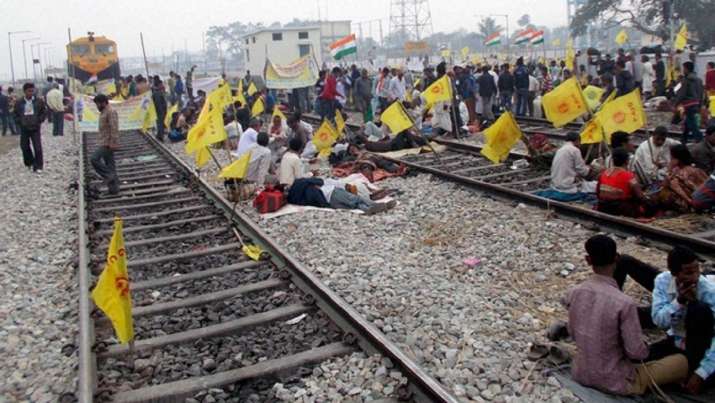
[478,17,503,40]
[517,14,531,28]
[570,0,714,50]
[206,21,265,60]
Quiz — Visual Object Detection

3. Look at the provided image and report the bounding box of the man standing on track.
[14,83,47,173]
[46,83,65,136]
[92,94,120,195]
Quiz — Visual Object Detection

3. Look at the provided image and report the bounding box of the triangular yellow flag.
[247,82,258,96]
[312,120,339,155]
[480,112,522,163]
[579,118,604,145]
[335,109,346,136]
[195,147,211,168]
[421,75,452,106]
[272,106,287,122]
[218,152,251,179]
[185,107,228,154]
[233,80,247,106]
[596,89,647,135]
[675,23,688,51]
[381,101,414,136]
[615,30,628,45]
[542,77,588,127]
[251,97,265,117]
[710,96,715,117]
[582,85,605,112]
[91,217,134,344]
[164,103,178,129]
[552,38,561,47]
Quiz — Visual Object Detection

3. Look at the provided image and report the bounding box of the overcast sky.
[0,0,567,81]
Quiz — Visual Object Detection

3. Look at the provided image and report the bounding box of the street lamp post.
[38,44,52,79]
[31,42,51,82]
[8,30,32,87]
[22,37,41,80]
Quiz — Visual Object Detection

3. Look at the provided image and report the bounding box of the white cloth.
[387,76,406,101]
[279,151,305,187]
[225,121,243,139]
[550,142,591,193]
[634,137,679,182]
[245,143,272,185]
[641,62,654,93]
[528,75,540,92]
[320,178,342,201]
[432,101,452,132]
[236,127,258,156]
[46,88,64,112]
[365,121,388,142]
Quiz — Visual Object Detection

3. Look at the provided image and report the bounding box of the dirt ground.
[0,136,19,157]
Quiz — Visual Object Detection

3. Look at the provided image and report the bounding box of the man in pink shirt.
[563,235,688,395]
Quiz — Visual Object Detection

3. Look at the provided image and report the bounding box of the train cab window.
[72,45,90,56]
[95,44,114,54]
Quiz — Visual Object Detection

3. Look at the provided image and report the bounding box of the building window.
[272,33,283,41]
[298,32,309,39]
[246,49,250,62]
[252,36,256,43]
[245,39,249,45]
[299,44,311,57]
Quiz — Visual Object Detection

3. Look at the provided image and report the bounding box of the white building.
[241,21,351,76]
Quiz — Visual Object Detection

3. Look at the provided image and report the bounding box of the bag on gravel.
[253,187,286,214]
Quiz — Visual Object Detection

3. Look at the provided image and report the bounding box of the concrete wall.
[242,28,321,77]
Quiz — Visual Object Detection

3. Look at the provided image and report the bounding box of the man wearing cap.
[91,94,120,194]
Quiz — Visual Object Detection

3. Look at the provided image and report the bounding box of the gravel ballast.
[0,128,79,402]
[164,139,674,402]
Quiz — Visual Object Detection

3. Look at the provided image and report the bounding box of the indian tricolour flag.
[529,30,544,45]
[330,34,357,60]
[514,29,535,45]
[484,32,501,47]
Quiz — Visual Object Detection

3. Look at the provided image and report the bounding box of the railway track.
[380,140,715,258]
[77,130,458,402]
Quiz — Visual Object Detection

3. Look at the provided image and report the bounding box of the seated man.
[537,132,595,201]
[596,148,650,217]
[244,132,272,187]
[279,137,309,189]
[634,126,680,185]
[689,125,715,174]
[563,235,688,395]
[235,118,261,156]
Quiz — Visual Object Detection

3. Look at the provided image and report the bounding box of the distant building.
[241,20,351,76]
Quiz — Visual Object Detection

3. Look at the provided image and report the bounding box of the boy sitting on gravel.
[562,235,688,395]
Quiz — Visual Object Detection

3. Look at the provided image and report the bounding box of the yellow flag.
[251,97,265,117]
[421,75,452,106]
[185,107,228,154]
[596,89,647,135]
[461,46,470,59]
[247,82,258,96]
[272,106,287,122]
[218,152,251,179]
[381,101,414,136]
[480,112,522,163]
[82,102,99,122]
[552,38,561,47]
[164,103,178,129]
[212,84,232,110]
[674,23,688,51]
[615,30,628,45]
[141,100,157,134]
[579,118,604,145]
[710,96,715,117]
[440,49,451,58]
[242,244,264,261]
[233,80,247,106]
[195,147,211,168]
[312,120,339,154]
[91,217,134,344]
[582,85,605,112]
[335,109,346,136]
[542,77,588,127]
[565,39,575,71]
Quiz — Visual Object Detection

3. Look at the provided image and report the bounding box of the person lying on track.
[562,235,689,396]
[286,176,396,215]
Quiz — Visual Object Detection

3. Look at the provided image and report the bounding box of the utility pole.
[22,37,41,80]
[389,0,433,48]
[8,31,31,87]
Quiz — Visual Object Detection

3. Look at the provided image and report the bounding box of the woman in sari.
[659,144,709,212]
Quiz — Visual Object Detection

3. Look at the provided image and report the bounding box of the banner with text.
[75,94,154,132]
[264,56,318,90]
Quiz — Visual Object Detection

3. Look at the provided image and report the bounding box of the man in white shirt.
[387,68,406,102]
[527,72,540,117]
[46,84,65,136]
[546,132,593,195]
[634,126,680,185]
[236,118,261,156]
[320,177,396,214]
[279,137,308,188]
[245,132,272,186]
